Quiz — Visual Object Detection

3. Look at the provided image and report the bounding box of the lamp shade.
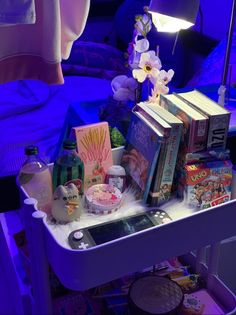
[149,0,200,32]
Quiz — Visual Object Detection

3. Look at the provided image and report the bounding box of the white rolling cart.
[0,211,32,315]
[20,194,236,315]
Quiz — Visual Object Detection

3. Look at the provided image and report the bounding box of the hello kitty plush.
[52,183,81,223]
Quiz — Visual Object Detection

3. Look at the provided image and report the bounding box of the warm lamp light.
[148,0,200,33]
[149,0,236,108]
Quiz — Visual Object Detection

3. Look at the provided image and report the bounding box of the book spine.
[150,124,182,205]
[188,119,208,152]
[160,95,207,153]
[206,114,230,150]
[149,140,168,203]
[143,146,162,203]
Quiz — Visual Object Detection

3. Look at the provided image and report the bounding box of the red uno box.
[184,160,232,209]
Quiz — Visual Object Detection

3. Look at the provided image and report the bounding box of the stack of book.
[120,101,183,205]
[121,89,233,209]
[162,90,232,209]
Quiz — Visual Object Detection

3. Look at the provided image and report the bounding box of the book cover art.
[121,111,163,203]
[160,94,208,153]
[181,160,232,210]
[137,102,183,205]
[72,122,113,191]
[176,90,231,150]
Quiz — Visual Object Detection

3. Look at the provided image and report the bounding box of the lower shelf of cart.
[2,209,236,315]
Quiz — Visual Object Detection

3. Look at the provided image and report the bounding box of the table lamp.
[148,0,236,108]
[148,0,200,33]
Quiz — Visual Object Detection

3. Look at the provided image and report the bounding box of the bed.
[0,36,130,178]
[0,76,113,178]
[0,74,115,211]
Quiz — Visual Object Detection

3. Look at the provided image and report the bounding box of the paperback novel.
[121,110,163,203]
[136,102,183,205]
[176,90,231,150]
[160,93,208,153]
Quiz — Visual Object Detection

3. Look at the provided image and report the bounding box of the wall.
[194,0,233,41]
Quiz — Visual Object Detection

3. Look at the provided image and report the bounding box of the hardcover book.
[120,110,164,203]
[136,102,183,205]
[176,90,231,150]
[159,93,208,153]
[72,122,113,191]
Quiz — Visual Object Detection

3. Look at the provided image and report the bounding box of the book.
[180,160,232,210]
[136,102,183,205]
[120,110,164,203]
[159,93,209,153]
[134,103,172,138]
[133,103,171,203]
[71,121,113,191]
[175,89,231,150]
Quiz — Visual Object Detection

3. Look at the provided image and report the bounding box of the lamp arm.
[218,0,236,106]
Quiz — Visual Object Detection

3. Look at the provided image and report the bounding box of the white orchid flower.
[128,36,149,69]
[135,14,152,37]
[128,50,141,69]
[134,38,149,53]
[132,50,162,83]
[111,75,138,102]
[148,69,174,102]
[156,69,175,85]
[149,83,169,102]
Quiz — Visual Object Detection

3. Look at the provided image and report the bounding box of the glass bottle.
[18,145,53,214]
[52,139,84,194]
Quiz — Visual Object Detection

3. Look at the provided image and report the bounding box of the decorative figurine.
[52,183,81,223]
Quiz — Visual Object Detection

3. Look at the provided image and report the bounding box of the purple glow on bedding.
[0,77,112,177]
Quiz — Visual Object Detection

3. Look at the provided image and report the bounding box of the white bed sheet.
[0,76,112,177]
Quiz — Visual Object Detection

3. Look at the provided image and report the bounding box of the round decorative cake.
[85,184,122,214]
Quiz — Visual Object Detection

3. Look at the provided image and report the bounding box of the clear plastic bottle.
[52,139,84,194]
[18,145,53,214]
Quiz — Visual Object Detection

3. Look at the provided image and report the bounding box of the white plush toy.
[52,183,81,223]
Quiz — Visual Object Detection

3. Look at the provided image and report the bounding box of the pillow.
[61,41,127,80]
[187,32,236,87]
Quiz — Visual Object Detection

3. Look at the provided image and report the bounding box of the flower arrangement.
[111,6,174,104]
[99,7,175,142]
